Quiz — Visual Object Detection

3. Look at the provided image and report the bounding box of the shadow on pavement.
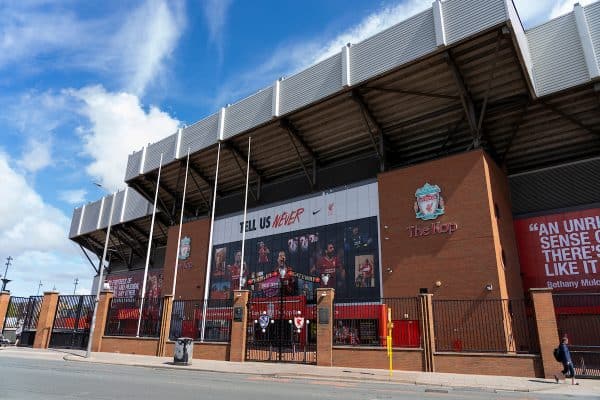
[48,348,87,358]
[528,379,556,384]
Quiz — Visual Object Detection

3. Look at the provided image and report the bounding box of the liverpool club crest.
[414,183,445,220]
[178,236,191,260]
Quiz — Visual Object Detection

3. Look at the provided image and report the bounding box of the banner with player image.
[208,182,380,301]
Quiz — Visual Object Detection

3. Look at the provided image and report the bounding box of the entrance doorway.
[245,294,316,364]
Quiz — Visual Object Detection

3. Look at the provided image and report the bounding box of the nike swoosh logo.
[312,209,320,215]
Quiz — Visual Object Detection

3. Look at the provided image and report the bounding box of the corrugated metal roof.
[510,157,600,215]
[72,0,600,258]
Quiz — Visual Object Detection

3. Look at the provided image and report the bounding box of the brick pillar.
[33,291,60,349]
[316,288,334,367]
[90,290,113,352]
[419,293,435,372]
[530,288,559,378]
[157,295,174,356]
[0,291,10,328]
[229,290,250,362]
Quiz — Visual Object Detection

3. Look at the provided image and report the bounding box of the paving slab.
[2,347,598,397]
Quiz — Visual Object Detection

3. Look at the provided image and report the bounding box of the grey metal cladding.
[443,0,507,44]
[510,158,600,215]
[180,113,219,155]
[222,87,273,139]
[586,2,600,71]
[69,207,83,239]
[279,53,343,116]
[527,13,589,96]
[122,188,151,222]
[98,191,124,229]
[143,133,177,173]
[350,9,436,85]
[80,200,102,235]
[125,149,143,182]
[506,0,533,80]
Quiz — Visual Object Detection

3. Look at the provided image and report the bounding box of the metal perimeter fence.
[553,293,600,378]
[169,299,233,342]
[433,298,539,353]
[105,297,162,337]
[333,297,421,347]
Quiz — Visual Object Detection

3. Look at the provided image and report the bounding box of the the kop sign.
[407,183,458,238]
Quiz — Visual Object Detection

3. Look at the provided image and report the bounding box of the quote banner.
[514,208,600,292]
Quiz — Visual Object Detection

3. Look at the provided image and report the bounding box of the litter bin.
[174,337,193,365]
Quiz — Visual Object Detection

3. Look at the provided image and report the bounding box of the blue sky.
[0,0,589,296]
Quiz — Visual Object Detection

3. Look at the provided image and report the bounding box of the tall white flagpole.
[239,136,251,290]
[86,191,116,358]
[201,142,221,342]
[137,153,163,337]
[172,148,191,296]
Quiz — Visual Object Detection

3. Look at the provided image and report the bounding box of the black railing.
[105,297,162,337]
[553,293,600,378]
[50,295,95,349]
[2,296,43,347]
[433,298,538,353]
[52,295,95,331]
[333,297,420,347]
[553,293,600,347]
[169,299,233,342]
[2,297,29,330]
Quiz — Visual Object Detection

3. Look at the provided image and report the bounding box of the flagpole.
[137,153,163,337]
[86,191,116,358]
[172,148,191,297]
[239,136,251,290]
[201,142,221,342]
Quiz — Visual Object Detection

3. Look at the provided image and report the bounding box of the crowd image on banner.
[208,216,380,301]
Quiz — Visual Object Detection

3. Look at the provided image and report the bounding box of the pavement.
[2,346,599,397]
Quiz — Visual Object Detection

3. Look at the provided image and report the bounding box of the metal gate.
[553,293,600,378]
[246,295,316,364]
[49,295,95,349]
[1,296,43,346]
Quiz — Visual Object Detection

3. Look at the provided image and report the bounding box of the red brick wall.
[333,347,423,371]
[162,218,210,300]
[100,337,159,355]
[482,153,524,300]
[378,150,511,299]
[435,353,542,377]
[163,341,230,361]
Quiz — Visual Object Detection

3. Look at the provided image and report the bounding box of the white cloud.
[0,1,186,96]
[202,0,232,63]
[513,0,595,28]
[0,5,93,70]
[212,0,432,107]
[59,189,87,205]
[209,0,598,108]
[9,250,93,297]
[113,0,186,95]
[549,0,595,19]
[0,150,70,254]
[17,138,53,173]
[0,150,93,296]
[69,85,180,191]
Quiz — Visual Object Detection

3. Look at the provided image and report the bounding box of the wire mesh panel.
[333,298,420,347]
[49,295,95,349]
[2,297,29,330]
[507,298,539,354]
[246,295,316,364]
[554,293,600,377]
[433,299,516,353]
[2,296,43,346]
[105,297,162,337]
[169,299,233,342]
